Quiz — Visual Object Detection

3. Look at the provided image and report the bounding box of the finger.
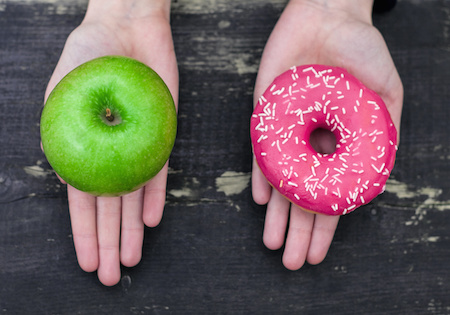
[143,162,169,227]
[282,205,315,270]
[306,214,339,265]
[252,157,272,205]
[67,185,98,273]
[96,196,122,286]
[120,188,145,267]
[262,189,290,250]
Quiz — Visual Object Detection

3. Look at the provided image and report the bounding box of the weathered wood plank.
[0,0,449,314]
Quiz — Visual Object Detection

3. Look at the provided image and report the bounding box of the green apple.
[40,56,177,196]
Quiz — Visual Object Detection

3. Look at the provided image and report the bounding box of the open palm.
[44,7,178,286]
[253,0,403,270]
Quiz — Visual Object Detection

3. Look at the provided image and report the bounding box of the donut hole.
[309,128,337,154]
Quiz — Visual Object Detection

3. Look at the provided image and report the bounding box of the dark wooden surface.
[1,0,449,314]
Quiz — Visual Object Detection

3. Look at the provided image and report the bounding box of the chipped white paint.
[385,179,449,211]
[425,236,440,242]
[216,171,251,196]
[385,179,416,199]
[169,188,194,198]
[233,54,258,75]
[385,179,450,226]
[218,20,231,29]
[23,165,52,178]
[168,176,199,198]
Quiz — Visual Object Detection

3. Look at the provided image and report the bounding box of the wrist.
[84,0,171,23]
[291,0,374,24]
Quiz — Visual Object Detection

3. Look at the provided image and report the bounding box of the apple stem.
[105,108,114,122]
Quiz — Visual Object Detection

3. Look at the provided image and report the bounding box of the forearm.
[84,0,171,22]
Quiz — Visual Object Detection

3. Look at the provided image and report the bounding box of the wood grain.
[0,0,449,314]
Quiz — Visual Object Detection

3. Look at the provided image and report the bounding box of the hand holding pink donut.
[252,0,403,270]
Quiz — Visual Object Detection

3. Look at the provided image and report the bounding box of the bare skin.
[252,0,403,270]
[44,0,178,286]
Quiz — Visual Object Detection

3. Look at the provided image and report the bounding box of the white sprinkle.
[304,175,313,183]
[359,89,363,98]
[371,163,385,173]
[261,152,267,156]
[360,196,365,203]
[368,101,381,110]
[273,87,285,95]
[346,81,350,90]
[334,114,340,124]
[276,140,281,152]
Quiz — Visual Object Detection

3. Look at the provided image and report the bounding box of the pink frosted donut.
[251,65,398,215]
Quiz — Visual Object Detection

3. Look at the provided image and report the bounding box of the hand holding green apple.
[41,55,177,196]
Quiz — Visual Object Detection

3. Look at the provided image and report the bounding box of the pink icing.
[251,65,397,215]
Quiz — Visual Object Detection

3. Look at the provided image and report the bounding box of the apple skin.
[40,56,177,196]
